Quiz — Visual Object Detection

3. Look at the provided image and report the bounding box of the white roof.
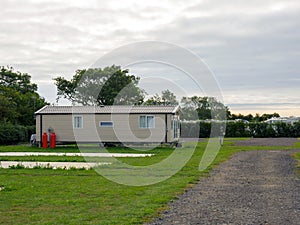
[35,105,180,115]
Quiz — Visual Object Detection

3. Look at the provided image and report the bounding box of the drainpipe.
[165,114,168,143]
[40,115,43,147]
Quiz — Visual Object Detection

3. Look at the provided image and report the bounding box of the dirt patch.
[235,138,298,146]
[147,150,300,225]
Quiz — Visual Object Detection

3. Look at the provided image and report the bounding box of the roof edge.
[34,105,49,115]
[35,105,181,114]
[172,105,181,113]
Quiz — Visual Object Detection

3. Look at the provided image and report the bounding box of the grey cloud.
[139,1,300,112]
[0,0,299,115]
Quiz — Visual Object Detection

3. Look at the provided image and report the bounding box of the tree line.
[1,65,298,143]
[54,65,282,122]
[181,121,300,138]
[0,66,48,144]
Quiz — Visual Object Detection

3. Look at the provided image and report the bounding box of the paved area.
[0,161,111,169]
[235,137,299,146]
[0,152,153,157]
[148,150,300,225]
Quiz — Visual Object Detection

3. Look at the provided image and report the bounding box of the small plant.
[9,164,25,169]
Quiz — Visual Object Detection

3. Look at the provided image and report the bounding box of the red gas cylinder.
[50,132,56,148]
[42,132,48,148]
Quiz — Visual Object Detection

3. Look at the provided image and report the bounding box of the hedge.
[181,121,300,138]
[0,123,35,145]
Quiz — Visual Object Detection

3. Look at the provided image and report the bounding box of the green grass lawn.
[0,145,80,153]
[0,140,299,225]
[292,152,300,176]
[294,142,300,148]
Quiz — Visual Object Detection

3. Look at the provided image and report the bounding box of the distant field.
[0,139,299,225]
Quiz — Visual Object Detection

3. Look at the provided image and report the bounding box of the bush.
[0,123,35,145]
[180,121,200,138]
[292,122,300,137]
[226,122,250,137]
[181,121,300,138]
[180,121,211,138]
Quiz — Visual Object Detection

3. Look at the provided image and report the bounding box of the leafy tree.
[180,96,229,120]
[161,90,178,105]
[54,65,145,105]
[143,94,161,106]
[144,89,178,106]
[229,113,254,121]
[0,66,48,125]
[260,113,280,121]
[229,112,280,122]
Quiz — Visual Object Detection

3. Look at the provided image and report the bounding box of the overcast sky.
[0,0,299,116]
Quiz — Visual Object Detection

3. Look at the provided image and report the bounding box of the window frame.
[139,115,155,129]
[99,121,114,127]
[73,115,83,129]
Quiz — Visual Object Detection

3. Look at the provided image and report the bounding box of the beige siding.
[36,113,178,143]
[36,115,40,141]
[36,114,74,142]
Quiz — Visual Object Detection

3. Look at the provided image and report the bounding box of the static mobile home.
[35,105,180,146]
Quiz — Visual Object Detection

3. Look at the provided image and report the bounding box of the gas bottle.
[42,132,48,148]
[50,132,56,148]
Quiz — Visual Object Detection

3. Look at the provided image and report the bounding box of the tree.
[229,113,254,121]
[54,65,145,106]
[144,89,178,106]
[229,112,280,122]
[180,96,229,120]
[0,66,48,125]
[260,113,280,121]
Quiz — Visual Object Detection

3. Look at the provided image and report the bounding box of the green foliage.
[9,164,26,169]
[0,66,48,125]
[54,65,145,106]
[180,121,211,138]
[293,122,300,137]
[229,112,280,122]
[229,113,253,121]
[226,122,250,137]
[144,89,178,106]
[0,123,35,145]
[181,121,300,138]
[0,66,37,92]
[181,96,229,120]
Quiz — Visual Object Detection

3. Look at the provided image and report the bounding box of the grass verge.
[292,152,300,176]
[0,140,299,225]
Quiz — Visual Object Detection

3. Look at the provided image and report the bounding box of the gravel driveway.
[235,138,299,146]
[148,150,300,225]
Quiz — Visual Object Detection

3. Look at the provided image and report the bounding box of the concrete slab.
[0,152,153,157]
[0,161,111,169]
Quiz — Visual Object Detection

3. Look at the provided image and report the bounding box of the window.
[100,121,114,127]
[73,116,83,129]
[173,119,179,139]
[139,115,155,128]
[172,115,180,139]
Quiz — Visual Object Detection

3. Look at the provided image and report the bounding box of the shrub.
[181,121,300,138]
[0,123,35,144]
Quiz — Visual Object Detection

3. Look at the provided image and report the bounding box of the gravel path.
[148,150,300,225]
[235,138,299,146]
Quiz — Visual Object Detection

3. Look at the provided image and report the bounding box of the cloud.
[0,0,299,116]
[143,0,300,110]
